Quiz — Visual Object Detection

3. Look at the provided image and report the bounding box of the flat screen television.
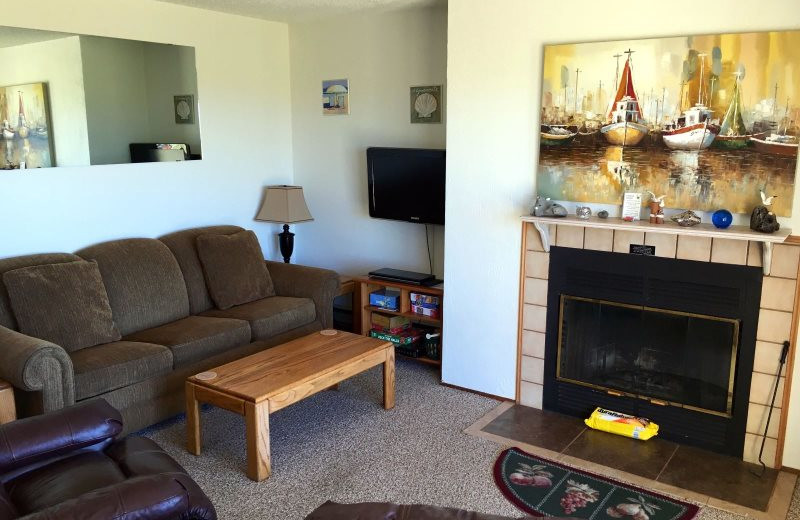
[366,147,445,225]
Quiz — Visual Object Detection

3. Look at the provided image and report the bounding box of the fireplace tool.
[751,340,790,477]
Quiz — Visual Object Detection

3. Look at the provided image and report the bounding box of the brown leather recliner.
[0,399,216,519]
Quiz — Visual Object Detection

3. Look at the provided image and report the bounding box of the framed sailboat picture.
[536,30,800,217]
[0,82,54,169]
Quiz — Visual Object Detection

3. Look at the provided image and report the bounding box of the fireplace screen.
[557,295,739,417]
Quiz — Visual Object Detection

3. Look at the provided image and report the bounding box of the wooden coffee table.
[185,330,394,481]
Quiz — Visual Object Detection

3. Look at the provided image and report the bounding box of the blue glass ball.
[712,209,733,229]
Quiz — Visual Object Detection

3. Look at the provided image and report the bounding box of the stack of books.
[369,312,424,357]
[410,292,440,319]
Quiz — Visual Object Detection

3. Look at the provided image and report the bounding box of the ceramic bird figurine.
[647,191,666,224]
[647,191,667,208]
[760,190,777,207]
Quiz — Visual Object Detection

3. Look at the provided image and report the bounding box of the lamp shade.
[255,185,313,224]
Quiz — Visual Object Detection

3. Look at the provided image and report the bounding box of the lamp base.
[278,224,294,263]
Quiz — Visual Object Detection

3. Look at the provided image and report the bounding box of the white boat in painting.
[600,52,648,146]
[1,120,14,140]
[662,53,719,150]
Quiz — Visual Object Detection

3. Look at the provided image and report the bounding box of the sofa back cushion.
[196,230,275,310]
[2,261,121,352]
[159,225,244,314]
[76,239,190,336]
[0,253,82,331]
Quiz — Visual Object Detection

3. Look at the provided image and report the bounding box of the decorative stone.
[750,206,780,233]
[671,210,701,227]
[532,196,568,218]
[597,210,609,219]
[576,206,592,219]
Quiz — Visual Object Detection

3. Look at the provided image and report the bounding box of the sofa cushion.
[76,239,190,336]
[2,260,121,352]
[159,225,244,314]
[200,296,316,341]
[196,230,275,310]
[6,451,126,515]
[70,341,173,401]
[0,253,83,331]
[123,316,251,369]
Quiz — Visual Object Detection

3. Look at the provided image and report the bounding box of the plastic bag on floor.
[584,407,659,440]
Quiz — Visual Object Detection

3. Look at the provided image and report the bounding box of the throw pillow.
[3,260,121,352]
[196,230,275,310]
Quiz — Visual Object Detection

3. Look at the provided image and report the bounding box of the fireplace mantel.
[521,215,792,275]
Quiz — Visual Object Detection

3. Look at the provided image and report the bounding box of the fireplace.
[544,246,763,457]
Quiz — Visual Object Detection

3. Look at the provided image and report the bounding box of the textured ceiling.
[0,27,74,49]
[156,0,444,22]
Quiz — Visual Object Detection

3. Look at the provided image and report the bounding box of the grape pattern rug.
[493,447,700,520]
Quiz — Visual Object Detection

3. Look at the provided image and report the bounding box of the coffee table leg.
[245,401,271,481]
[383,347,395,410]
[186,381,201,455]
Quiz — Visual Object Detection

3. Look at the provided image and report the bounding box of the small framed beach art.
[0,82,54,169]
[322,79,349,115]
[536,30,800,217]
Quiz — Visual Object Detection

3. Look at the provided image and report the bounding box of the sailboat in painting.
[662,53,719,150]
[600,52,649,146]
[713,72,756,149]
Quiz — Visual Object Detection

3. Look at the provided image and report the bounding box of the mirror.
[0,26,201,170]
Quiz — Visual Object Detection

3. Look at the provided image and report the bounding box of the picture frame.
[174,94,195,124]
[322,79,349,115]
[410,85,442,124]
[621,192,643,221]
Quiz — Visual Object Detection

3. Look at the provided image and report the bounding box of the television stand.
[353,276,444,368]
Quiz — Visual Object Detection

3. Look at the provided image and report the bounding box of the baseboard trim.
[440,382,511,402]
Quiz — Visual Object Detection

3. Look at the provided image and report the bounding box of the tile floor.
[469,402,795,516]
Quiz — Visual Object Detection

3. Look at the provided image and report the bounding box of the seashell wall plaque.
[410,85,442,123]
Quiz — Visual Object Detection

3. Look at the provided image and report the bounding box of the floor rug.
[494,447,700,520]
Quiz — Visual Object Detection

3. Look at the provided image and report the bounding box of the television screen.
[367,147,445,225]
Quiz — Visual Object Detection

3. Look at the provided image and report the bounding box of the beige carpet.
[138,360,800,520]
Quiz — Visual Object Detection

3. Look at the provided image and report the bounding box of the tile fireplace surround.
[516,218,799,469]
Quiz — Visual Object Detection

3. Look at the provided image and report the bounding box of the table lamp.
[255,185,313,263]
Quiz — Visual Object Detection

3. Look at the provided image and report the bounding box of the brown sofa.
[0,225,339,435]
[0,398,216,519]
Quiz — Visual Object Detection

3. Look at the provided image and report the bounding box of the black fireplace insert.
[543,246,762,456]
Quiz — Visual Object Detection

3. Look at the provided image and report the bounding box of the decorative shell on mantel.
[414,93,438,118]
[671,210,702,227]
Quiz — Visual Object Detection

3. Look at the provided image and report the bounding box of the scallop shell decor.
[414,93,438,118]
[410,85,442,123]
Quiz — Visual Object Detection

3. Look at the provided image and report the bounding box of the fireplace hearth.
[544,246,763,457]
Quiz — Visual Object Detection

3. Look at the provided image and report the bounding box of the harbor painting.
[537,30,800,217]
[0,82,53,169]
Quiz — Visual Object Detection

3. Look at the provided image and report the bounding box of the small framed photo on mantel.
[621,192,643,221]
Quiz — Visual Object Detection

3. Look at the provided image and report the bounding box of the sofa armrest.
[0,326,74,413]
[0,398,121,474]
[265,261,339,329]
[22,474,217,520]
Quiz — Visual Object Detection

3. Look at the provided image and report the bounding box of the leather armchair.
[0,399,216,520]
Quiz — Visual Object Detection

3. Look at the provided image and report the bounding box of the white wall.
[444,0,800,465]
[0,36,90,166]
[288,7,447,278]
[0,0,293,261]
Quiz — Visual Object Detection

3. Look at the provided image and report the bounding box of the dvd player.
[368,268,435,285]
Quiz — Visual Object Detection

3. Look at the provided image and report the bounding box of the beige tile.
[525,251,549,279]
[643,233,677,258]
[756,309,793,343]
[746,402,781,438]
[522,304,547,332]
[613,230,645,253]
[524,277,548,306]
[743,433,778,468]
[760,276,796,312]
[526,223,555,252]
[764,472,798,520]
[749,372,785,407]
[710,238,748,265]
[521,355,545,384]
[770,244,800,279]
[748,241,764,267]
[583,228,613,252]
[519,381,543,409]
[555,226,584,249]
[676,235,712,262]
[754,341,785,375]
[521,330,546,358]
